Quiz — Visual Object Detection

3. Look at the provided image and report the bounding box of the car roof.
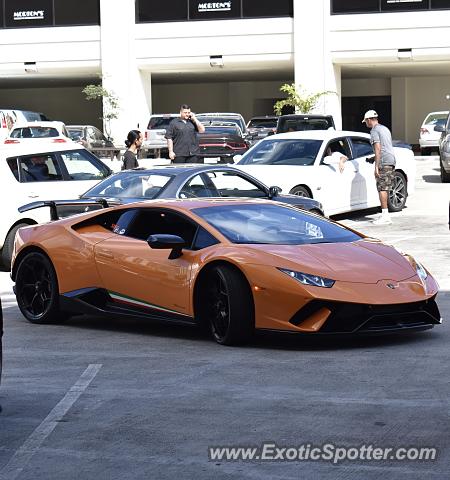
[197,112,244,118]
[264,130,371,141]
[116,164,241,175]
[0,142,84,156]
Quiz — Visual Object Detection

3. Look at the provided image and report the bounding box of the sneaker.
[372,216,392,225]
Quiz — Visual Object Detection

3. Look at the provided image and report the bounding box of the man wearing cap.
[363,110,396,225]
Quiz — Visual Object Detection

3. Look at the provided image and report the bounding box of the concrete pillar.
[293,0,342,128]
[99,0,151,145]
[391,77,408,141]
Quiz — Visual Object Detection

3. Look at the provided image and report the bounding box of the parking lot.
[0,155,449,479]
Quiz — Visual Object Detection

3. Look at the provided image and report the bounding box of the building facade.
[0,0,449,144]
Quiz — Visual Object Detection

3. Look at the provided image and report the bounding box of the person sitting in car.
[24,157,50,181]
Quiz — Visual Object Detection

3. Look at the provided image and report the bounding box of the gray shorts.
[376,165,395,192]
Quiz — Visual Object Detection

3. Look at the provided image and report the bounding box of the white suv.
[0,142,112,269]
[143,114,178,152]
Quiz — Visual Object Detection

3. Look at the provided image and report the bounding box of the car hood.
[246,240,416,283]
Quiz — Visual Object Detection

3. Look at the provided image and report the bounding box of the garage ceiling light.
[24,62,38,73]
[210,55,224,68]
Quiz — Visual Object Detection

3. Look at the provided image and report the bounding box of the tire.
[199,264,254,345]
[1,223,29,271]
[440,161,450,183]
[388,171,407,212]
[289,186,311,198]
[15,251,67,324]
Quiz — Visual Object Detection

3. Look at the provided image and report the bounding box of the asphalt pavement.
[0,155,449,480]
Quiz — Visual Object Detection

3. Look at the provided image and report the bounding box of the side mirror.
[434,124,445,133]
[268,185,282,199]
[147,233,186,259]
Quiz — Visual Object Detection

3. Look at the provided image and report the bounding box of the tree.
[82,83,120,140]
[273,83,336,116]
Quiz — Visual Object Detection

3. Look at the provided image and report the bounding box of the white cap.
[362,110,378,122]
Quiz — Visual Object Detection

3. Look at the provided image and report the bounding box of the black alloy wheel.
[15,252,66,324]
[202,265,254,345]
[290,186,311,198]
[388,171,407,212]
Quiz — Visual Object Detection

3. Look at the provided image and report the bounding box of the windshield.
[148,117,175,129]
[237,139,321,166]
[248,118,278,129]
[83,172,173,198]
[202,126,241,136]
[193,204,361,245]
[11,127,59,138]
[68,128,83,139]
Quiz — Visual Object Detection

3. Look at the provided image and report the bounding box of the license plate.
[204,157,220,164]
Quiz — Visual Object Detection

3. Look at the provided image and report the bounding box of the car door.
[348,136,379,208]
[201,170,268,198]
[318,137,359,212]
[93,208,199,318]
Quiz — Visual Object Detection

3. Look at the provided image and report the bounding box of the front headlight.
[278,268,335,288]
[395,247,428,281]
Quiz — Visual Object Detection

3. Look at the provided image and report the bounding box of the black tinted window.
[278,117,334,133]
[351,138,374,157]
[148,117,176,129]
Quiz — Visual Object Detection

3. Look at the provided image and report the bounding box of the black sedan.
[198,125,249,163]
[20,164,324,217]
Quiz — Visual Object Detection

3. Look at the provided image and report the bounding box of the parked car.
[432,115,450,182]
[198,124,249,163]
[0,109,49,141]
[247,116,278,141]
[4,121,70,144]
[0,142,112,269]
[143,114,178,152]
[276,114,335,134]
[234,130,415,216]
[20,164,324,217]
[67,125,119,159]
[11,199,440,345]
[419,110,448,155]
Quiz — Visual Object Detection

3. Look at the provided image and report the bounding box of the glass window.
[10,126,59,138]
[332,0,380,13]
[205,171,266,198]
[237,139,321,166]
[180,174,218,198]
[6,157,20,181]
[381,0,428,11]
[350,138,374,158]
[54,0,100,26]
[83,172,172,198]
[17,154,62,182]
[189,0,241,20]
[59,149,110,181]
[248,118,278,129]
[192,227,219,250]
[5,0,53,27]
[243,0,293,17]
[137,0,188,22]
[193,204,362,245]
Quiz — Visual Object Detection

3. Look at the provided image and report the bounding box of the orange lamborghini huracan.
[11,199,441,345]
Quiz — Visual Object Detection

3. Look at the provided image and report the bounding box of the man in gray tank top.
[363,110,396,225]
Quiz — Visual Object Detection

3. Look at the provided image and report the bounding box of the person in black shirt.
[165,104,205,163]
[122,130,143,170]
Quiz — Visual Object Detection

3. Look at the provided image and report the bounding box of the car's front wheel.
[199,264,254,345]
[289,185,311,198]
[15,251,67,324]
[440,161,450,183]
[388,171,407,212]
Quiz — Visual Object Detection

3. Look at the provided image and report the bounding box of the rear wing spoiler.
[18,199,121,221]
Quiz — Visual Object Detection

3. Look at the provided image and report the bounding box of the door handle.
[97,250,114,260]
[28,193,39,198]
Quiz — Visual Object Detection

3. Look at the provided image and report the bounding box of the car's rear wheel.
[388,171,407,212]
[15,252,67,324]
[1,223,29,271]
[290,186,311,198]
[440,161,450,183]
[200,264,254,345]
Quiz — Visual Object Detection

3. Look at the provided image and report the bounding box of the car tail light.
[228,142,247,149]
[4,139,19,144]
[52,138,67,143]
[420,128,429,134]
[1,117,6,129]
[145,131,148,140]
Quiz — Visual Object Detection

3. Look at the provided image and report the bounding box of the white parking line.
[0,364,102,480]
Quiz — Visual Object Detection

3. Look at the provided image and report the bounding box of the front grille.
[290,297,441,333]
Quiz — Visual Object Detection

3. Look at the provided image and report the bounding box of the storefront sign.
[198,2,232,12]
[13,10,45,21]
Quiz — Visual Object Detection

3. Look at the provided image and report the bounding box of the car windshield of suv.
[248,118,278,129]
[193,204,361,245]
[423,113,447,126]
[198,116,245,132]
[83,172,173,198]
[11,127,59,138]
[148,117,175,129]
[237,139,321,166]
